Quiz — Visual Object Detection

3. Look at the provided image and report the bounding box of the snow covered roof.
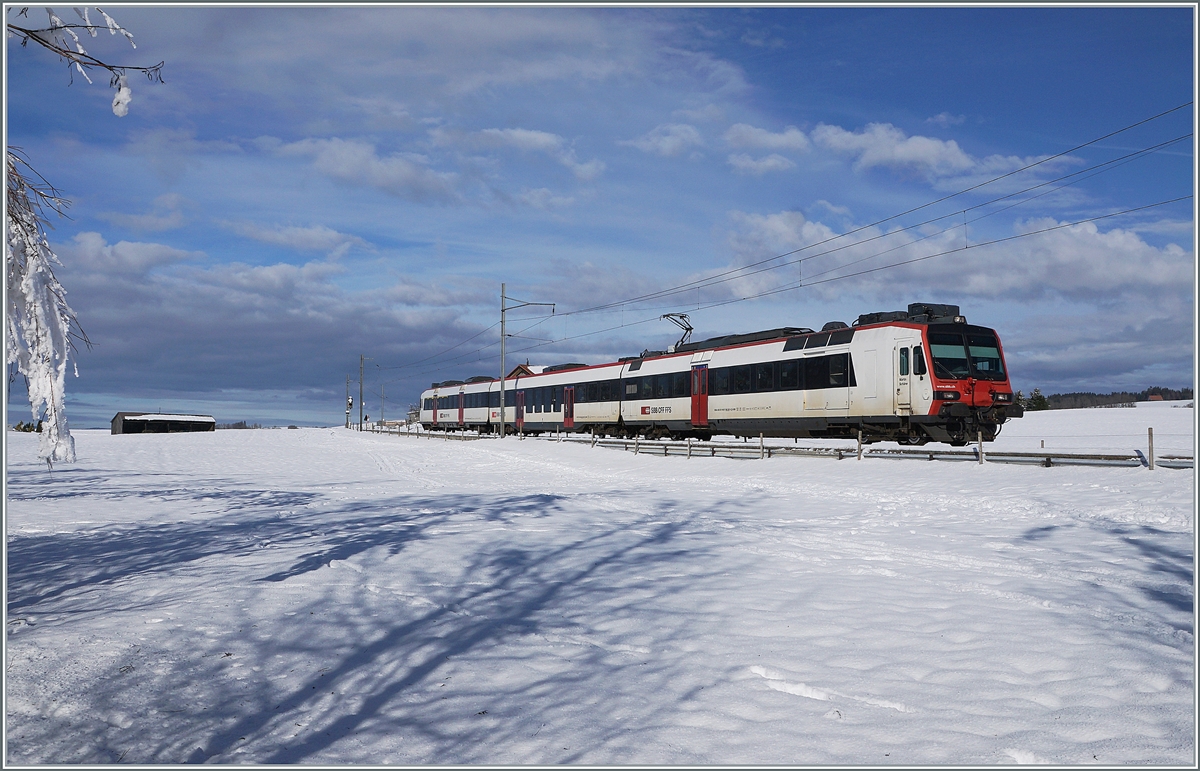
[116,413,215,422]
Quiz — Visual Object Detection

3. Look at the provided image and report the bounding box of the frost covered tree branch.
[5,150,89,463]
[6,6,163,116]
[6,7,158,463]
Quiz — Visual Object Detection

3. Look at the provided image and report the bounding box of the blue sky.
[5,5,1195,427]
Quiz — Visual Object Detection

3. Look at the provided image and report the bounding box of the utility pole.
[359,355,371,430]
[345,375,351,429]
[500,283,554,438]
[381,382,385,426]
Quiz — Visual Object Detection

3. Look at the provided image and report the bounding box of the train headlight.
[993,392,1013,402]
[934,390,960,400]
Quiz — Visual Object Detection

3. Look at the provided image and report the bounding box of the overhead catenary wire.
[512,131,1194,322]
[377,103,1193,379]
[410,193,1190,374]
[545,102,1193,318]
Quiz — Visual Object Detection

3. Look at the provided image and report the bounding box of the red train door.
[458,391,465,426]
[432,393,439,427]
[515,391,525,432]
[563,386,575,429]
[691,365,708,427]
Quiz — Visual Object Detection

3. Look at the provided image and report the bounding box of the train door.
[458,391,465,426]
[563,386,575,429]
[825,354,850,411]
[895,343,913,414]
[910,344,932,408]
[691,365,709,427]
[515,391,525,432]
[432,392,438,427]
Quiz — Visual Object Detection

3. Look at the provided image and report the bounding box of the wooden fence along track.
[366,425,1194,470]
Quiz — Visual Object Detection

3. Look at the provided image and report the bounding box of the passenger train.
[419,303,1024,446]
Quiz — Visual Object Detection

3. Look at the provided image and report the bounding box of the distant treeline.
[1022,387,1194,411]
[216,421,263,429]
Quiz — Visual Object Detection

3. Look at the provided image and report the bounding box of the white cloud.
[98,194,187,232]
[518,188,575,210]
[622,123,703,157]
[926,112,967,127]
[813,200,852,218]
[221,221,371,259]
[673,104,725,123]
[278,137,461,203]
[59,232,203,275]
[727,153,795,176]
[434,127,605,181]
[811,122,974,177]
[723,123,809,152]
[719,209,1194,323]
[124,128,242,182]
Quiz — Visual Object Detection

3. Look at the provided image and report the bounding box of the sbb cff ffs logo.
[641,405,672,415]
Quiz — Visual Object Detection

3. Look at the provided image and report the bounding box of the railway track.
[369,425,1194,470]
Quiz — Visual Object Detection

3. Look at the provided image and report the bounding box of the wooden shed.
[111,412,216,434]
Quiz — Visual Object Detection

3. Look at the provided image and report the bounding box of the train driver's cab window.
[899,347,909,376]
[913,345,927,376]
[928,333,971,379]
[967,334,1006,379]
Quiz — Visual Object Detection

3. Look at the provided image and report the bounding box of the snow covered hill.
[4,404,1194,764]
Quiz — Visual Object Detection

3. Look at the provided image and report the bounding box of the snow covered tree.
[6,149,85,462]
[5,7,162,463]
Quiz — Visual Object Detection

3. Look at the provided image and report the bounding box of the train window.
[754,362,775,392]
[829,328,855,346]
[712,368,730,395]
[505,390,515,407]
[804,356,830,390]
[783,336,808,352]
[626,380,638,397]
[928,333,971,379]
[913,346,927,376]
[650,376,663,399]
[806,332,830,349]
[628,360,643,372]
[899,347,909,376]
[830,354,847,386]
[673,371,689,398]
[733,365,752,393]
[779,360,800,390]
[967,334,1006,379]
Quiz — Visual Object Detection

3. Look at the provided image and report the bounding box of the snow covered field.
[5,404,1195,765]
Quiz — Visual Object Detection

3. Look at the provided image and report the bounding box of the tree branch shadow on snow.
[6,471,737,764]
[183,507,713,765]
[1014,521,1194,637]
